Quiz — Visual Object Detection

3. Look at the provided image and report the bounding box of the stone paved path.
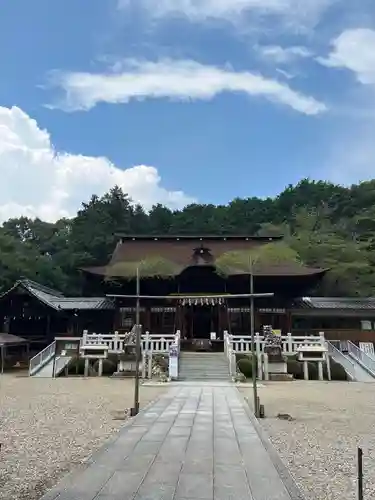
[41,384,297,500]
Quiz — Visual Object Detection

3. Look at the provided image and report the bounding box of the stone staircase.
[179,352,230,381]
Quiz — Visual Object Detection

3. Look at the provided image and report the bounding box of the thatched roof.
[83,236,327,279]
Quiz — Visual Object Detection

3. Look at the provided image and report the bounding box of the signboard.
[359,342,375,357]
[169,343,178,380]
[273,329,281,337]
[210,332,217,341]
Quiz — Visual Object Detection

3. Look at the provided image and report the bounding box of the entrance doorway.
[183,305,220,339]
[192,306,212,339]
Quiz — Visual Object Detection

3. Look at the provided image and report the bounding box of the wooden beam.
[107,293,274,300]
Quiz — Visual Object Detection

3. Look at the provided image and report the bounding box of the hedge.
[237,355,257,378]
[287,356,348,381]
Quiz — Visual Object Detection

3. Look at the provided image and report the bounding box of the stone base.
[268,361,287,374]
[111,371,135,378]
[269,373,294,381]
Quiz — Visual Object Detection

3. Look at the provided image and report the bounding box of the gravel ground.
[239,381,375,500]
[0,373,166,500]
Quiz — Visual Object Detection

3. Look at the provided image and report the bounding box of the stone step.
[179,353,230,381]
[179,372,229,377]
[179,365,228,370]
[180,370,229,375]
[180,354,226,358]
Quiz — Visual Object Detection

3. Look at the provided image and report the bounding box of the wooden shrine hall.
[83,235,327,348]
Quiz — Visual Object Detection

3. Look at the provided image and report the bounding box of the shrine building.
[1,235,375,349]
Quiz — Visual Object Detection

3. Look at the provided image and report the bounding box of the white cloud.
[117,0,335,31]
[257,45,313,64]
[317,29,375,183]
[0,106,195,223]
[50,58,327,115]
[318,29,375,85]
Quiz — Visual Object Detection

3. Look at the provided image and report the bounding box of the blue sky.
[0,0,375,222]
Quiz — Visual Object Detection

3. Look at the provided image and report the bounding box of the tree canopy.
[2,179,375,296]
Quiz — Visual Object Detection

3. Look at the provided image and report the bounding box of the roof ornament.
[191,245,214,265]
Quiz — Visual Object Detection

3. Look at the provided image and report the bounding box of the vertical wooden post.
[358,447,363,500]
[133,267,141,415]
[218,305,222,338]
[46,315,51,342]
[145,307,151,332]
[286,310,292,333]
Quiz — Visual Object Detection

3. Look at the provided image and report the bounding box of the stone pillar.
[303,361,309,381]
[148,353,153,379]
[326,352,331,381]
[98,358,103,377]
[142,354,146,378]
[255,333,261,359]
[263,353,269,381]
[318,361,323,381]
[84,358,89,377]
[257,353,263,380]
[287,332,293,354]
[231,353,236,377]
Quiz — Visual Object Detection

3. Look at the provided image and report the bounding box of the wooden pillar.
[145,307,151,332]
[1,345,4,374]
[218,306,222,338]
[46,314,51,341]
[112,305,119,332]
[286,311,292,333]
[176,305,181,333]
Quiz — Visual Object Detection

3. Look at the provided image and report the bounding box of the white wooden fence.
[81,329,180,354]
[224,331,327,378]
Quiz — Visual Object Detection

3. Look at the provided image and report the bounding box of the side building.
[0,279,114,351]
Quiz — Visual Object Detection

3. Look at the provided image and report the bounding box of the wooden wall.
[292,328,375,342]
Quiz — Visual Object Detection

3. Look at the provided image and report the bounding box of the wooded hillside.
[1,178,375,297]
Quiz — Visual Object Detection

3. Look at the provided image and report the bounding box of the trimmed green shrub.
[93,358,117,375]
[286,356,348,381]
[326,359,348,381]
[307,362,318,380]
[287,359,302,378]
[236,353,251,363]
[237,355,257,378]
[68,357,86,375]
